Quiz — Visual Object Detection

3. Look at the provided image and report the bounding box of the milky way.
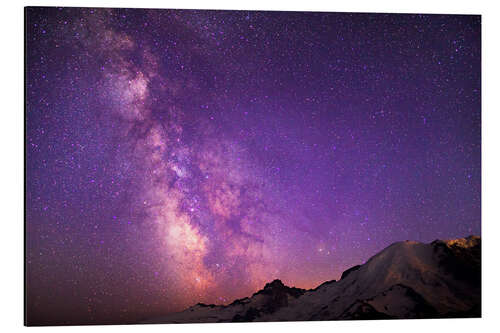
[25,7,481,325]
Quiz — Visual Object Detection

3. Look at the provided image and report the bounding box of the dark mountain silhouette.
[144,236,480,323]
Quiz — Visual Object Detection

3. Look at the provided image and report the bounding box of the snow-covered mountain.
[145,236,480,323]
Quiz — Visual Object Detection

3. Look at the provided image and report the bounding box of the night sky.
[25,7,481,325]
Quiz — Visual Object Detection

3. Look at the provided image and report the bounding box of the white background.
[1,0,498,332]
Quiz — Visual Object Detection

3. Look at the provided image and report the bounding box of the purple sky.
[25,7,481,325]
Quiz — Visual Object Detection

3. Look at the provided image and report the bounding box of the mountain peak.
[444,235,480,248]
[252,279,306,300]
[264,279,285,289]
[145,236,481,324]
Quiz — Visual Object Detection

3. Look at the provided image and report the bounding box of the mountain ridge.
[144,235,480,323]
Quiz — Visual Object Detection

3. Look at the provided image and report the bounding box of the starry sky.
[25,7,481,325]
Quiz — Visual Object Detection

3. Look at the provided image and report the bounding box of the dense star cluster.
[25,7,481,325]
